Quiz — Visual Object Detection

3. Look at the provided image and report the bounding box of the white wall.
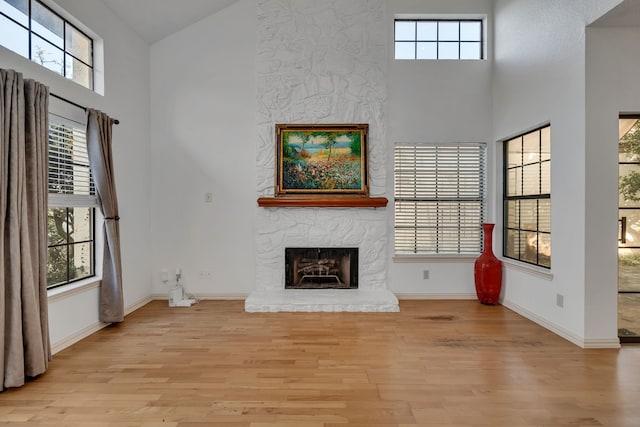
[585,23,640,341]
[0,0,152,350]
[492,0,621,345]
[386,0,494,297]
[149,0,257,298]
[149,0,494,300]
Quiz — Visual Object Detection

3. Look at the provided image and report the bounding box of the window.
[394,143,486,255]
[394,19,483,60]
[0,0,94,89]
[503,125,551,268]
[47,107,95,289]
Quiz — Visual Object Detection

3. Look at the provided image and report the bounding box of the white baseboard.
[151,292,248,301]
[502,299,621,349]
[155,292,477,301]
[51,295,153,355]
[395,293,477,300]
[51,320,106,355]
[582,338,622,349]
[125,296,153,315]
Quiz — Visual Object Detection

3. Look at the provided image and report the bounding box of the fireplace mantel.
[257,196,388,208]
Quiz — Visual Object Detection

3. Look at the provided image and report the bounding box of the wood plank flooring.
[1,300,639,426]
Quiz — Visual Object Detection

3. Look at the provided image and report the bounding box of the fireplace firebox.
[285,247,358,289]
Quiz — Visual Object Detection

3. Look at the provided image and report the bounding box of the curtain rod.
[50,93,120,125]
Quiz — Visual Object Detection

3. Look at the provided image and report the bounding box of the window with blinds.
[47,111,95,289]
[48,117,94,200]
[394,143,486,255]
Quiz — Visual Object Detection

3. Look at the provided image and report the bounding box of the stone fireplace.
[246,0,398,312]
[245,205,399,312]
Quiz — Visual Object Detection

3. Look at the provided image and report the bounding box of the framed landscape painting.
[275,124,369,196]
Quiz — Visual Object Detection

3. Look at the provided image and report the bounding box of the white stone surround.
[245,289,399,312]
[248,0,395,312]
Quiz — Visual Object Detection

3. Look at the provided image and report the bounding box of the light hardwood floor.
[1,300,639,426]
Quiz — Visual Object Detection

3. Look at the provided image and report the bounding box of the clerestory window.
[0,0,94,89]
[394,19,484,60]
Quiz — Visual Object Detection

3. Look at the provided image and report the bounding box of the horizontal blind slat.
[47,121,96,200]
[394,143,486,255]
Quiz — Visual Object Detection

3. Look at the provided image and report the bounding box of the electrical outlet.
[205,192,213,203]
[423,270,429,280]
[160,269,169,284]
[199,270,213,279]
[556,293,564,308]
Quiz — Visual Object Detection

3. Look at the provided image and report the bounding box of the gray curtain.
[0,69,51,389]
[86,109,123,323]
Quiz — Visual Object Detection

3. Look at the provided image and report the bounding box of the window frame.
[394,18,485,60]
[502,125,551,269]
[46,206,95,289]
[0,0,94,90]
[47,103,97,290]
[394,142,487,257]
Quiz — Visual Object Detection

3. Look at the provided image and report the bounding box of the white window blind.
[48,112,96,208]
[394,143,486,254]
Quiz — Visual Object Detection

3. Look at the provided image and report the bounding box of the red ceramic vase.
[474,223,502,305]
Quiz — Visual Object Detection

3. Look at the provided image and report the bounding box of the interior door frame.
[618,114,640,343]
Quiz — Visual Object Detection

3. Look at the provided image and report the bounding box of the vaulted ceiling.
[101,0,240,44]
[100,0,638,45]
[591,0,640,27]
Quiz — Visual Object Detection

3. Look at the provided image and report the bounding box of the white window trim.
[48,193,97,208]
[39,0,103,93]
[393,254,478,263]
[47,277,99,301]
[393,13,489,61]
[0,0,104,93]
[46,205,104,296]
[48,99,97,207]
[501,257,554,280]
[502,125,551,269]
[47,98,103,290]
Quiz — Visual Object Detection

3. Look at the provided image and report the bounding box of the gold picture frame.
[275,123,369,196]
